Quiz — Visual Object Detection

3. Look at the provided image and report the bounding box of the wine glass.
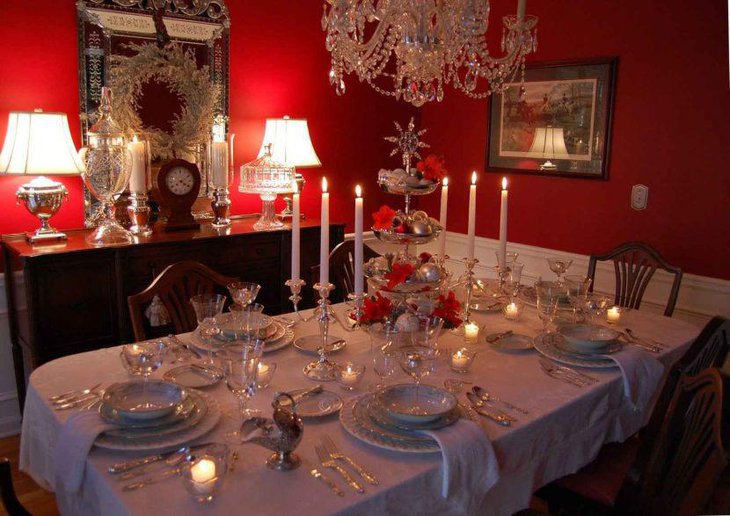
[535,280,562,333]
[583,293,611,321]
[227,282,261,308]
[411,314,444,352]
[564,275,592,322]
[120,340,166,406]
[190,294,226,365]
[398,345,439,411]
[368,323,401,391]
[546,256,573,285]
[502,262,524,300]
[223,338,264,443]
[229,302,265,336]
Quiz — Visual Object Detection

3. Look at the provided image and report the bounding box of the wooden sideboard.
[3,218,345,407]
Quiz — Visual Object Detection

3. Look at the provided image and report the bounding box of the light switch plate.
[631,184,649,210]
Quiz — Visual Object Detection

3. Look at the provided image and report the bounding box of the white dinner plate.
[95,390,221,452]
[534,333,618,369]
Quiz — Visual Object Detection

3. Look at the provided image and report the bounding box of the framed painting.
[487,58,617,179]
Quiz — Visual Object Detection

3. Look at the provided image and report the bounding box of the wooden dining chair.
[538,316,730,514]
[311,240,380,303]
[0,458,30,516]
[127,260,238,341]
[587,241,683,316]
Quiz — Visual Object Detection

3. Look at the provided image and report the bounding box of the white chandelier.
[322,0,538,106]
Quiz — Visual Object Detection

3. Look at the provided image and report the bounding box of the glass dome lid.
[239,144,296,195]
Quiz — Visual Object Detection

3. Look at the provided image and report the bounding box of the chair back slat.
[588,241,683,316]
[127,260,238,341]
[327,241,380,303]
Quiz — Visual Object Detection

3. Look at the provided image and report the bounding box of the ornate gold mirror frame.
[77,0,230,225]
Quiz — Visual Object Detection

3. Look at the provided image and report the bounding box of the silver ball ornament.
[408,220,433,236]
[418,263,442,283]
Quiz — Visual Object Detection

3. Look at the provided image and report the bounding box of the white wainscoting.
[352,231,730,328]
[0,275,21,437]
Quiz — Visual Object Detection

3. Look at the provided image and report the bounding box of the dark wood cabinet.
[3,218,345,407]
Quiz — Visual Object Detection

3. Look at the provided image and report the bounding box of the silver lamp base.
[15,177,69,244]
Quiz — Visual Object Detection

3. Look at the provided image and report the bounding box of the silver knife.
[168,334,202,359]
[109,442,212,474]
[122,465,183,491]
[292,385,323,403]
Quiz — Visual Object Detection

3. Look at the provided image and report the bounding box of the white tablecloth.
[20,307,698,516]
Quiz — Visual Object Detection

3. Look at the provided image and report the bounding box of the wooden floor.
[0,435,58,516]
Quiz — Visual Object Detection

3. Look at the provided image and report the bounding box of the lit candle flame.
[355,184,362,198]
[502,177,508,190]
[471,171,477,185]
[322,177,328,193]
[443,177,449,187]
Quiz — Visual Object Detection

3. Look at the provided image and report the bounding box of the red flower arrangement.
[372,205,396,230]
[416,154,447,182]
[359,292,394,325]
[385,262,415,290]
[433,291,463,329]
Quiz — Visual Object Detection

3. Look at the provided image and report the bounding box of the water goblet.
[564,275,592,322]
[583,293,612,321]
[535,280,562,333]
[227,282,261,308]
[223,337,264,443]
[229,302,265,336]
[398,345,439,411]
[494,251,519,270]
[411,314,444,352]
[190,294,226,365]
[502,262,524,299]
[368,323,401,391]
[120,340,166,406]
[546,256,573,285]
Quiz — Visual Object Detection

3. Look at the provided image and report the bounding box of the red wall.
[419,0,730,280]
[0,0,414,236]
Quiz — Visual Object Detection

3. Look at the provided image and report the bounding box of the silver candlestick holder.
[346,292,365,329]
[303,282,338,381]
[211,187,231,228]
[127,193,152,237]
[285,278,315,322]
[462,257,479,324]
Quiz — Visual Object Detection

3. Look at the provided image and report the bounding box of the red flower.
[416,155,447,182]
[433,291,463,329]
[360,292,394,324]
[372,205,397,230]
[385,263,415,290]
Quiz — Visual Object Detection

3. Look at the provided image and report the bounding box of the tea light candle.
[337,362,365,391]
[452,349,470,369]
[341,364,359,385]
[607,306,622,324]
[464,322,480,343]
[256,361,276,389]
[190,458,217,494]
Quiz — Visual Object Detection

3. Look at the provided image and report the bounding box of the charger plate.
[95,390,221,452]
[534,333,618,369]
[164,364,224,388]
[190,322,291,353]
[339,394,440,454]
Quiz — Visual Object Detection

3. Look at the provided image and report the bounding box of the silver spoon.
[472,386,529,414]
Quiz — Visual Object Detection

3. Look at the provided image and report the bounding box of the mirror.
[77,0,230,225]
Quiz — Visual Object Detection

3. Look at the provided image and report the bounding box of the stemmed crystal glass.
[411,314,444,352]
[120,340,166,406]
[564,275,593,322]
[223,337,264,443]
[583,293,611,321]
[535,280,562,333]
[546,256,573,285]
[368,323,401,392]
[398,345,439,412]
[230,302,265,336]
[502,262,524,301]
[227,282,261,308]
[190,294,226,365]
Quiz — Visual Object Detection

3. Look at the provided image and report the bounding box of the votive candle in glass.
[336,362,365,391]
[606,306,622,324]
[502,300,523,321]
[256,361,277,389]
[464,322,480,343]
[450,347,476,373]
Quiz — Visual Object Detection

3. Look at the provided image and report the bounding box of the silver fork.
[321,435,378,485]
[314,445,364,493]
[539,357,598,384]
[49,383,101,402]
[539,359,588,387]
[472,386,529,414]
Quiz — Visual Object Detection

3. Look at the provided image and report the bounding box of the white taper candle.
[467,172,477,260]
[320,177,330,285]
[291,180,301,281]
[499,177,509,269]
[438,177,449,257]
[354,185,364,296]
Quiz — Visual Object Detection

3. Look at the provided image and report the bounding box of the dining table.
[19,302,699,516]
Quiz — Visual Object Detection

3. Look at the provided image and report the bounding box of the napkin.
[420,419,500,514]
[54,411,116,494]
[605,346,664,411]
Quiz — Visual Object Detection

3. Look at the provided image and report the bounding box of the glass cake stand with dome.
[239,144,296,231]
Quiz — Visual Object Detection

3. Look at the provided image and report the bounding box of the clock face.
[165,166,196,196]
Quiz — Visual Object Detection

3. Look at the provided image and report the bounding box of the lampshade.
[0,110,83,175]
[527,126,570,158]
[256,116,321,168]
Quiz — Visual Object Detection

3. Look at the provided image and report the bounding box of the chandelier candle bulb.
[439,177,449,257]
[354,185,364,296]
[467,172,477,260]
[291,181,301,282]
[607,306,622,324]
[499,177,509,269]
[127,136,146,194]
[320,177,330,286]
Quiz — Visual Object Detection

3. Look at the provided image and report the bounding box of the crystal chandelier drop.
[322,0,539,107]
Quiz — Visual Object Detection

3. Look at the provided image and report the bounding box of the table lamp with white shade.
[256,116,321,219]
[0,110,83,243]
[528,126,569,171]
